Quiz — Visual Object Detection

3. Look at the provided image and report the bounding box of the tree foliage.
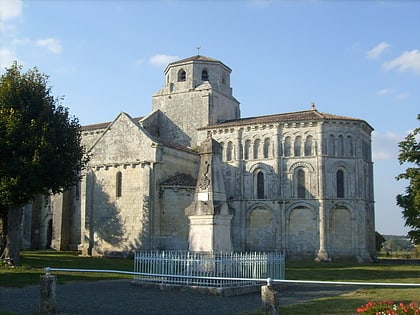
[375,231,385,252]
[396,114,420,244]
[0,62,88,264]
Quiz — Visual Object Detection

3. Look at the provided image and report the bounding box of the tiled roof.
[160,173,197,187]
[200,109,373,130]
[169,55,221,65]
[167,55,231,72]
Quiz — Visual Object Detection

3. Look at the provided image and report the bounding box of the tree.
[0,62,88,265]
[375,231,385,252]
[396,114,420,244]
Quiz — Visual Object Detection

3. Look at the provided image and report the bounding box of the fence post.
[261,278,279,315]
[39,267,56,314]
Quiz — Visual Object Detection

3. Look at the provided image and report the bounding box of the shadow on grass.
[0,251,133,287]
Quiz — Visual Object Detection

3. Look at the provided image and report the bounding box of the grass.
[1,252,419,314]
[278,261,420,315]
[0,250,133,287]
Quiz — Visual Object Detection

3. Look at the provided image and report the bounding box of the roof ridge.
[169,55,221,65]
[199,108,371,130]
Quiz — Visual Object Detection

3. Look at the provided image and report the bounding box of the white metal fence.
[133,251,285,288]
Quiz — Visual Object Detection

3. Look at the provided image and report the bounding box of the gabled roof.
[199,109,373,130]
[81,117,142,132]
[80,113,197,155]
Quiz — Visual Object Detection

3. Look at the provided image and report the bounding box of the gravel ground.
[0,280,357,315]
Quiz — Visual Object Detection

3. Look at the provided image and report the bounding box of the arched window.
[346,135,353,156]
[304,135,313,156]
[226,141,233,161]
[284,136,291,157]
[178,69,186,82]
[201,69,209,81]
[263,138,270,158]
[337,135,344,156]
[253,139,260,159]
[257,171,264,199]
[328,135,335,156]
[297,169,305,198]
[337,169,344,198]
[244,140,251,160]
[294,136,302,156]
[116,171,122,198]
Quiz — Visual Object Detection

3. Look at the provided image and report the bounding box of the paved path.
[1,280,357,315]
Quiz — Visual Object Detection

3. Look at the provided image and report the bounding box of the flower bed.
[357,301,420,315]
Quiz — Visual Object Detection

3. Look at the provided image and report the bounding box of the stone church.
[22,55,376,261]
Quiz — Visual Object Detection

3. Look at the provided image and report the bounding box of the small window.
[284,137,291,157]
[226,141,233,161]
[201,69,209,81]
[253,139,260,159]
[337,135,344,156]
[178,69,186,82]
[304,135,313,156]
[346,135,353,157]
[329,135,335,156]
[244,140,251,160]
[257,172,264,199]
[116,171,122,198]
[297,169,305,198]
[222,74,226,85]
[337,170,344,198]
[294,136,302,156]
[263,138,270,158]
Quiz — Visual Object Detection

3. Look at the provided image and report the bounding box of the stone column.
[39,272,56,314]
[261,280,279,315]
[78,170,92,255]
[235,128,242,161]
[141,162,152,250]
[316,155,329,262]
[316,200,329,261]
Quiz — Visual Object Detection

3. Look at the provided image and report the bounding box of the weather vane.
[196,46,201,56]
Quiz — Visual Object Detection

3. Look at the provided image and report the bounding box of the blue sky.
[1,0,419,235]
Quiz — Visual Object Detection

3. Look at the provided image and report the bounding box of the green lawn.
[1,252,419,315]
[279,261,420,315]
[0,251,133,287]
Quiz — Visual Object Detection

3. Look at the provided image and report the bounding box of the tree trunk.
[4,205,23,265]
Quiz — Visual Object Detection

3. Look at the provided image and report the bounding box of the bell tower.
[152,55,240,147]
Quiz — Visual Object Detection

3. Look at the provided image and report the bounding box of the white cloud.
[372,131,402,161]
[395,93,409,99]
[376,88,392,96]
[0,0,23,21]
[0,48,16,71]
[384,49,420,75]
[12,37,31,46]
[149,54,178,66]
[35,38,63,54]
[365,42,390,59]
